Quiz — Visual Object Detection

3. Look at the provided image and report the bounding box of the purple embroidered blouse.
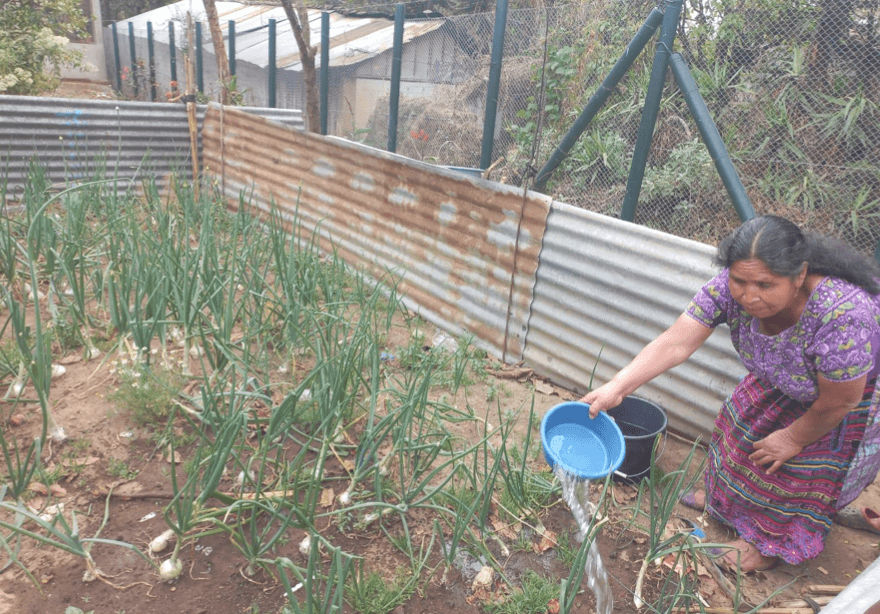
[685,268,880,403]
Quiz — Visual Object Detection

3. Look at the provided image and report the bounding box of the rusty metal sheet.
[201,103,550,361]
[521,204,746,440]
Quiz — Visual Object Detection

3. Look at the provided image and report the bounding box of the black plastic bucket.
[606,396,668,482]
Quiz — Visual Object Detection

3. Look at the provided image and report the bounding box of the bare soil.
[0,333,878,614]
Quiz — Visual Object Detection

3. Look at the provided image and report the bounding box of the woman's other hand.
[750,428,804,474]
[579,383,625,418]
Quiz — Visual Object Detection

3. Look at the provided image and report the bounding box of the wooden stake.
[185,12,200,201]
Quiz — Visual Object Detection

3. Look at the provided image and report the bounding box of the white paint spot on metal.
[352,172,375,192]
[487,210,518,252]
[439,201,457,226]
[313,158,336,178]
[389,186,418,207]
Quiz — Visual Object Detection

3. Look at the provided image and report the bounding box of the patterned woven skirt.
[704,373,878,565]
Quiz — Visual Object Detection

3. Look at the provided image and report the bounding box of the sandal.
[834,505,880,535]
[679,489,706,512]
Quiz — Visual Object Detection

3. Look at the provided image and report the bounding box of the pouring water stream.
[554,465,613,614]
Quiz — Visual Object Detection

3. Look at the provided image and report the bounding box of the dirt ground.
[0,336,878,614]
[41,80,119,100]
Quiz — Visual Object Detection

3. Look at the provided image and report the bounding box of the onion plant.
[276,541,357,614]
[622,439,724,611]
[0,485,154,585]
[161,400,247,580]
[50,190,104,359]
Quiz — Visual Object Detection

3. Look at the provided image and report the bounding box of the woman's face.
[728,259,806,320]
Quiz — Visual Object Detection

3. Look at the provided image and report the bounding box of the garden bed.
[0,174,878,614]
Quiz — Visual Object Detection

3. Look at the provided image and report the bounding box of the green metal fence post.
[669,54,755,222]
[620,0,682,222]
[533,7,664,192]
[480,0,509,170]
[268,19,276,108]
[875,236,880,264]
[387,4,404,153]
[228,20,236,77]
[196,22,204,94]
[111,23,122,91]
[128,22,139,98]
[147,21,157,101]
[321,12,329,135]
[169,22,177,85]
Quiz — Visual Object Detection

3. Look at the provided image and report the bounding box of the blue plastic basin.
[541,401,625,480]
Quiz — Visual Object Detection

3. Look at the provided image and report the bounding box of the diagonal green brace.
[620,0,682,223]
[533,7,664,192]
[669,53,755,222]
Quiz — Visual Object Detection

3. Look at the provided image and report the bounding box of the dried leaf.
[547,598,560,614]
[534,380,555,395]
[165,446,182,464]
[49,484,67,497]
[28,482,49,496]
[341,459,356,472]
[490,515,519,541]
[534,528,557,553]
[634,536,647,545]
[59,355,80,365]
[8,414,26,427]
[490,367,533,380]
[61,456,100,468]
[319,487,335,508]
[696,560,710,577]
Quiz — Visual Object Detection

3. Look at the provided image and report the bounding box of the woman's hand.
[580,383,625,419]
[749,428,804,475]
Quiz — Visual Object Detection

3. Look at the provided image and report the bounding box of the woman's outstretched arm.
[580,314,714,417]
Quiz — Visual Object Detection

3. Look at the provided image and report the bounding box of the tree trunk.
[279,0,320,132]
[202,0,230,104]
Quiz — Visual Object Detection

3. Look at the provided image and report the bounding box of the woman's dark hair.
[715,215,880,294]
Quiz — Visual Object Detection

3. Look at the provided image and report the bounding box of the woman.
[582,215,880,572]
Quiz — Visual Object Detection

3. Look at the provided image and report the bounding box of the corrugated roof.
[117,0,445,71]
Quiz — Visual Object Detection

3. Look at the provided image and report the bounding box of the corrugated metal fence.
[0,98,741,438]
[0,96,303,202]
[202,104,552,363]
[201,103,744,439]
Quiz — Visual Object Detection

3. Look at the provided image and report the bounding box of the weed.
[109,364,184,425]
[553,526,581,568]
[486,570,557,614]
[345,567,417,614]
[107,458,137,480]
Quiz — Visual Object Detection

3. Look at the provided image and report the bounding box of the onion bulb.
[298,535,312,556]
[149,529,176,553]
[159,558,183,581]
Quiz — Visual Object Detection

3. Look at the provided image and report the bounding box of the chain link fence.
[108,0,880,256]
